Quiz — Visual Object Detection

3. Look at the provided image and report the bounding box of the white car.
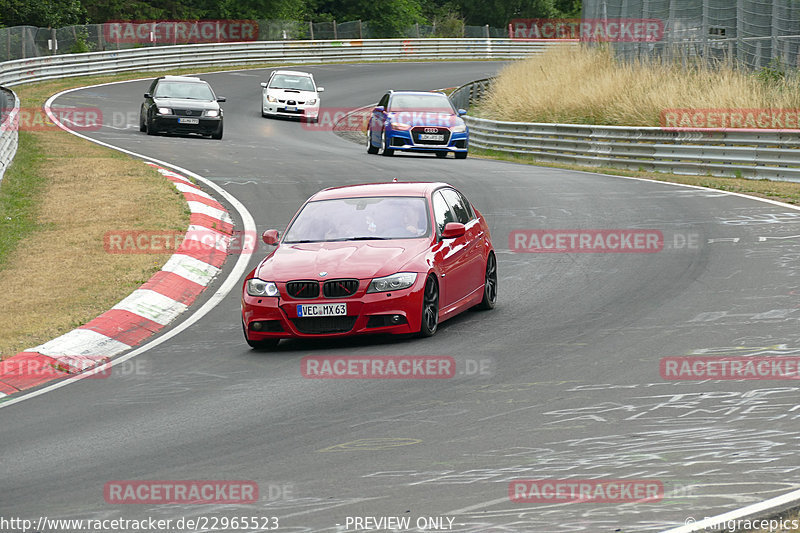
[261,70,324,122]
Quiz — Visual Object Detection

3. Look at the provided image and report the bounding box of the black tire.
[455,151,468,159]
[475,252,498,310]
[139,108,146,132]
[211,122,223,140]
[382,131,394,157]
[243,321,280,350]
[419,275,439,337]
[145,116,157,136]
[435,152,447,158]
[366,129,379,154]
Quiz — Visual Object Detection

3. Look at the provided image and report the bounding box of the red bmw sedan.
[241,182,497,349]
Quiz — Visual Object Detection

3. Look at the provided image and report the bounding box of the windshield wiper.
[338,236,391,241]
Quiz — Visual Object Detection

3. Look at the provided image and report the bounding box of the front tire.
[139,108,147,132]
[145,116,157,136]
[382,131,394,157]
[455,151,468,159]
[366,129,379,154]
[419,275,439,337]
[211,122,223,140]
[475,253,497,310]
[435,151,447,158]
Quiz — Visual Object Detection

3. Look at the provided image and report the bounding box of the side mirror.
[457,108,467,116]
[144,93,152,98]
[262,229,280,245]
[317,87,325,92]
[217,96,226,103]
[374,105,385,113]
[260,82,267,88]
[441,222,466,239]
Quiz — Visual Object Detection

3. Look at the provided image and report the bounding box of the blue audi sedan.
[366,90,469,159]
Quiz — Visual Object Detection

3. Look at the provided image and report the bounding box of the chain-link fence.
[0,19,505,62]
[583,0,800,71]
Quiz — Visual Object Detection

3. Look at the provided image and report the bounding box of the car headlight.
[157,107,172,115]
[204,109,220,117]
[306,99,317,105]
[246,279,279,297]
[266,95,277,103]
[367,272,417,293]
[451,123,467,133]
[392,122,412,131]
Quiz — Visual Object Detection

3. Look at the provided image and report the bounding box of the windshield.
[269,74,315,91]
[283,196,430,243]
[388,94,454,113]
[154,81,215,100]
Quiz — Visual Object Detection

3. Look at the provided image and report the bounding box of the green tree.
[447,0,575,27]
[312,0,424,37]
[1,0,85,27]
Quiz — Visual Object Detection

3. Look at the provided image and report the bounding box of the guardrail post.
[333,20,338,40]
[358,20,363,39]
[736,0,744,66]
[309,21,314,40]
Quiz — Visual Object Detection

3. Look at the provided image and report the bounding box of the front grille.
[411,126,451,146]
[286,281,320,299]
[292,316,357,334]
[173,109,203,117]
[323,279,359,298]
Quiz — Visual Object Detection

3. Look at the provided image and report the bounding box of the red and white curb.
[0,163,233,397]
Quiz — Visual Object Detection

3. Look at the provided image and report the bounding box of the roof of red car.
[310,181,452,201]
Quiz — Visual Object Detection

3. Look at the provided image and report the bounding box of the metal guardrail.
[457,80,800,183]
[449,77,493,112]
[0,87,19,182]
[0,38,569,87]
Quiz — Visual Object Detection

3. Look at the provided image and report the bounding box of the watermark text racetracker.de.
[510,229,665,253]
[301,355,495,379]
[102,20,259,44]
[661,356,800,380]
[509,479,663,503]
[509,18,664,41]
[662,108,800,130]
[103,229,257,254]
[0,107,102,132]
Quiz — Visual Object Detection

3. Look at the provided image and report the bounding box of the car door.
[370,92,390,146]
[441,188,486,297]
[431,189,472,310]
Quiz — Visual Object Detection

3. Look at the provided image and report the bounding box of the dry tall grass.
[481,45,800,126]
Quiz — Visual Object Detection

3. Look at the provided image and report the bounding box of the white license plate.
[286,106,297,112]
[297,303,347,317]
[419,133,444,141]
[178,118,199,124]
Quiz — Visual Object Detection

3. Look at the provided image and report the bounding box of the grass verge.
[479,45,800,126]
[0,76,198,358]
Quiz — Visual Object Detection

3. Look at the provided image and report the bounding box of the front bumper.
[263,102,320,119]
[242,276,425,340]
[152,115,221,135]
[386,129,468,153]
